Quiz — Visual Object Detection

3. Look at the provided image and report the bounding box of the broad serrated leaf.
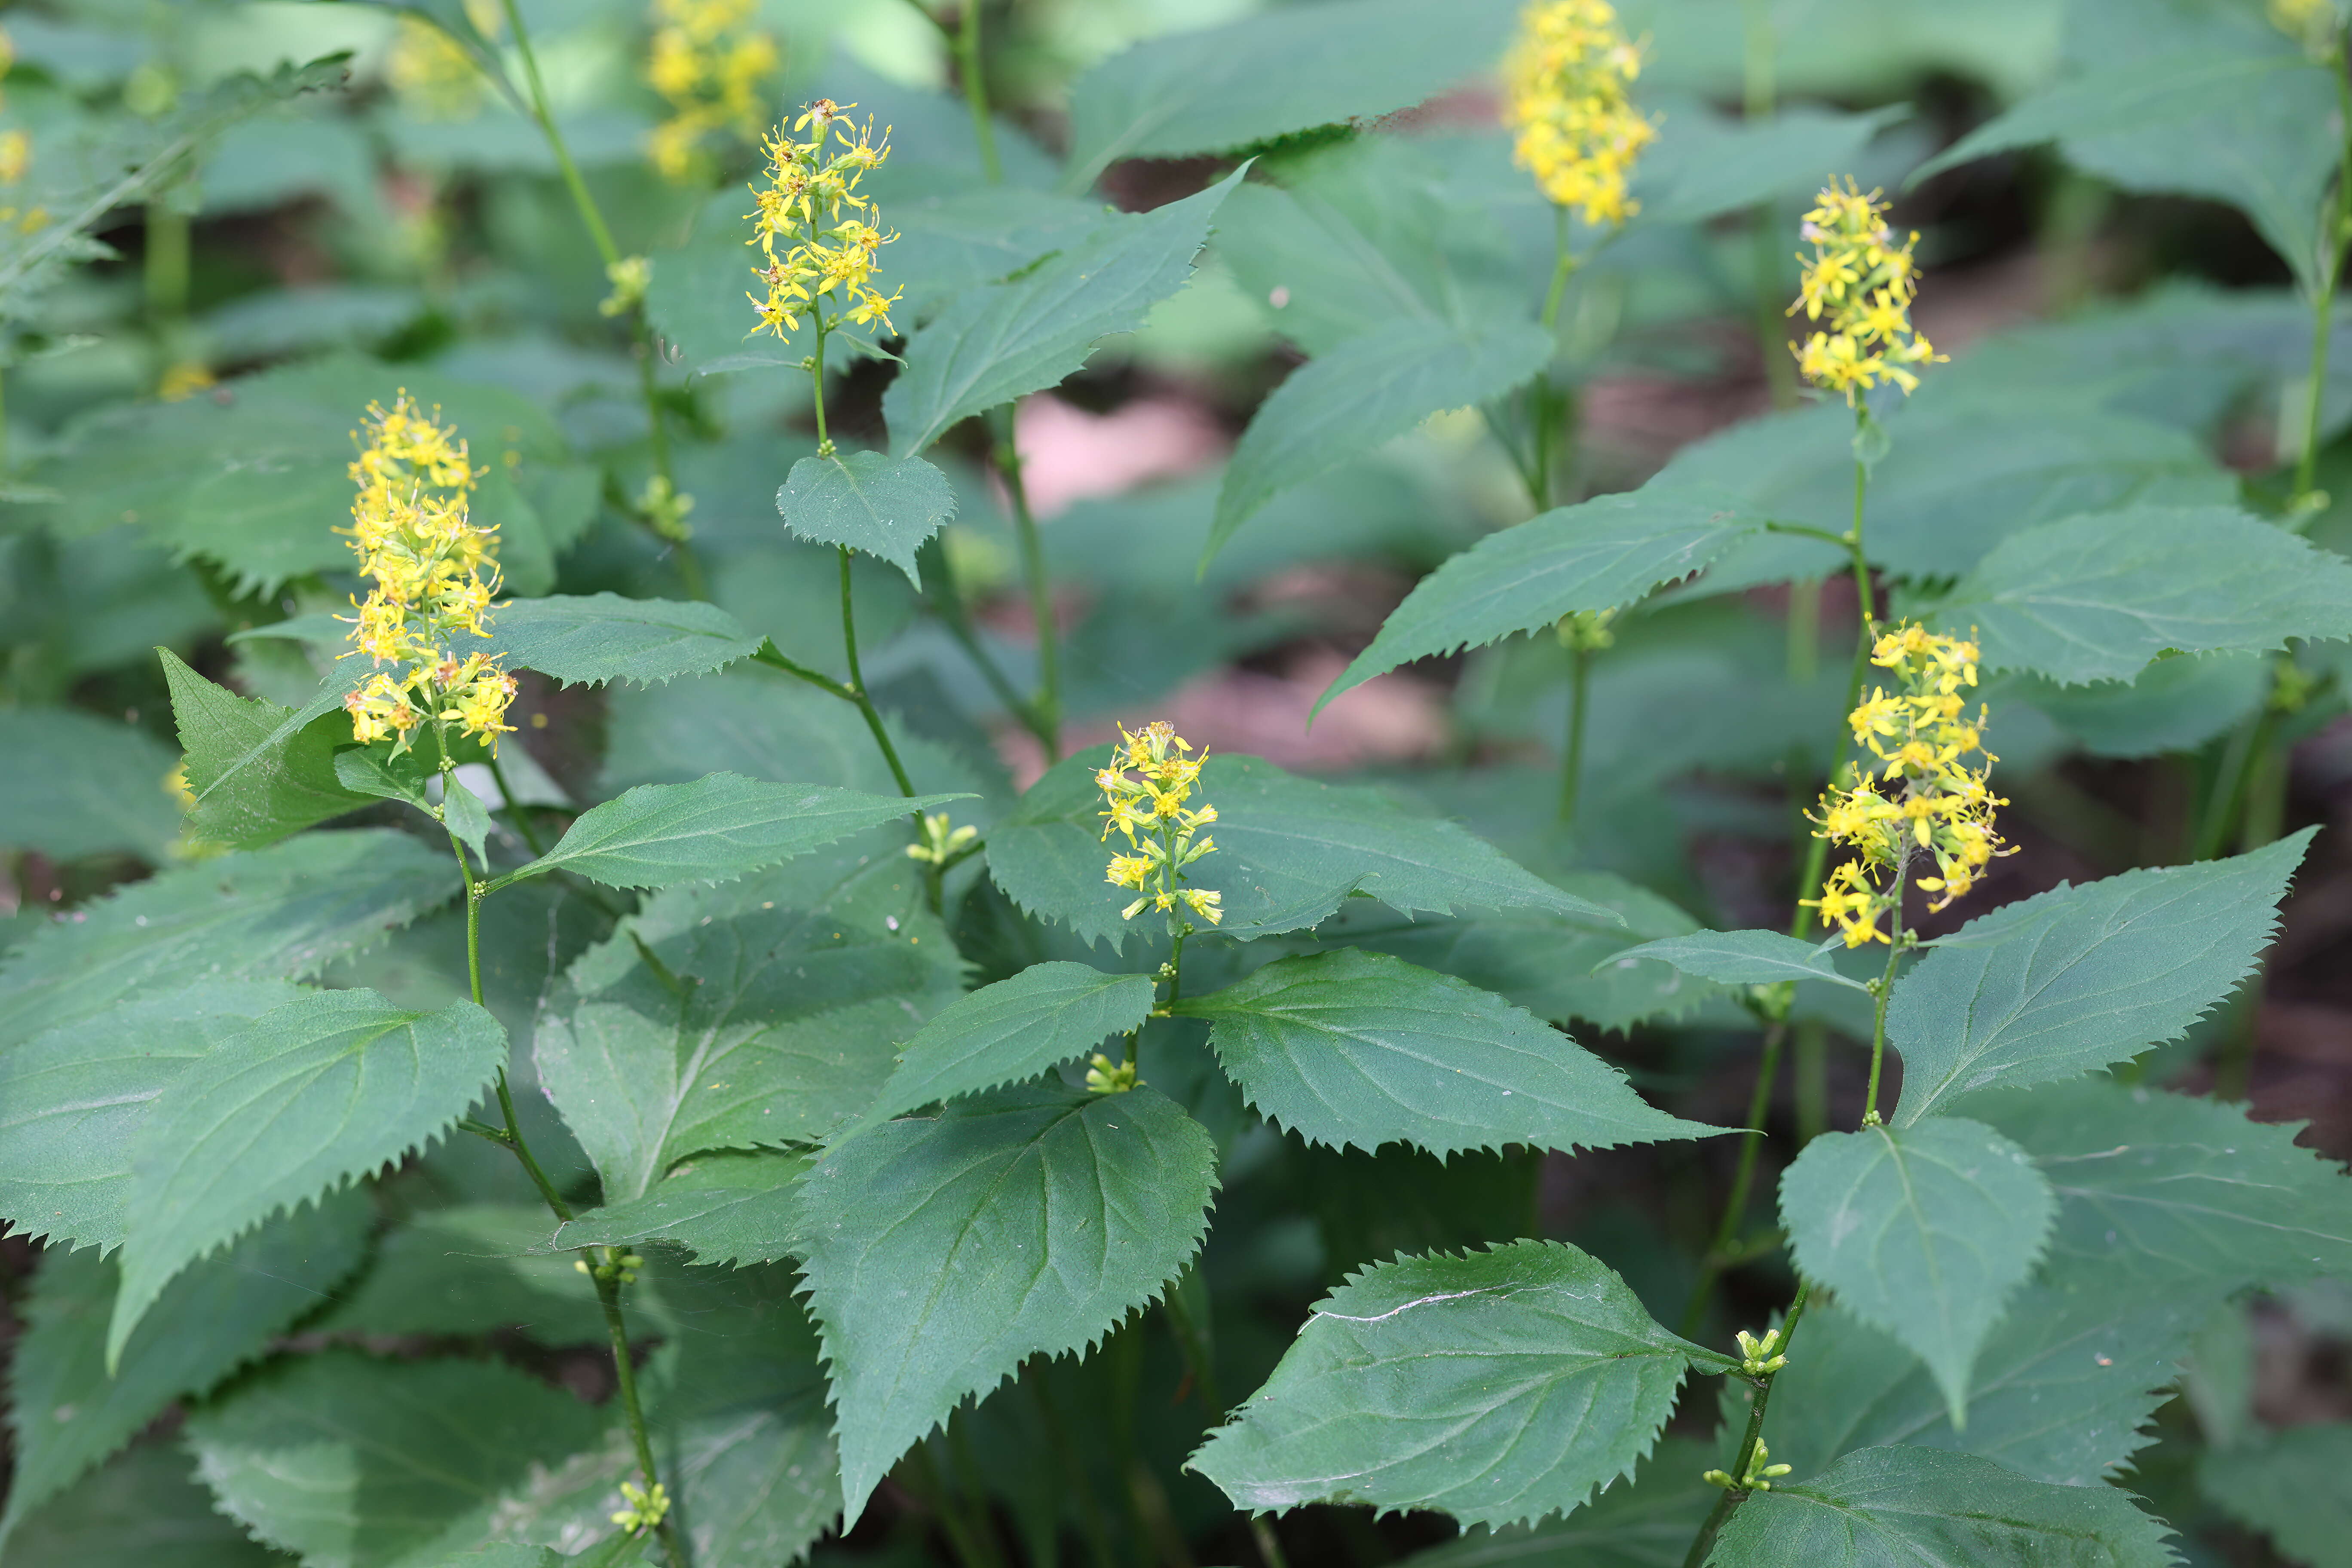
[988,747,1615,953]
[776,450,958,587]
[554,1149,812,1266]
[31,353,585,594]
[109,989,507,1366]
[442,774,493,870]
[1393,1437,1719,1567]
[1746,1269,2213,1489]
[1932,508,2352,684]
[1207,321,1550,568]
[1631,104,1910,228]
[1706,1445,2177,1567]
[2198,1421,2352,1568]
[506,773,965,891]
[0,1194,370,1541]
[1315,491,1758,716]
[1967,1079,2352,1291]
[796,1082,1216,1527]
[161,648,372,849]
[850,961,1156,1134]
[1191,1240,1729,1528]
[187,1349,611,1568]
[536,851,963,1203]
[884,169,1244,455]
[333,745,432,809]
[3,1442,285,1568]
[1301,871,1725,1032]
[1614,930,1870,994]
[0,979,302,1249]
[313,1204,616,1345]
[1177,949,1715,1158]
[1060,0,1516,188]
[489,593,761,689]
[0,828,452,1050]
[1913,46,2338,290]
[1889,832,2312,1125]
[2013,651,2269,759]
[0,707,182,862]
[1781,1119,2057,1424]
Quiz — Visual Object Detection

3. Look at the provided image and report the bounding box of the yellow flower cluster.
[339,393,517,754]
[1503,0,1657,227]
[1805,625,2008,947]
[2271,0,2339,54]
[0,27,42,236]
[1789,180,1943,404]
[646,0,780,182]
[1098,722,1223,927]
[386,3,497,122]
[746,101,901,341]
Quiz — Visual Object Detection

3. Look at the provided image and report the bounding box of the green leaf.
[883,169,1245,455]
[1177,949,1715,1157]
[508,772,966,891]
[1912,46,2339,290]
[1301,871,1726,1033]
[30,353,585,594]
[796,1082,1216,1527]
[442,773,493,870]
[332,746,432,809]
[187,1349,611,1568]
[489,593,761,689]
[1705,1445,2177,1568]
[1393,1437,1719,1567]
[1060,0,1516,188]
[1631,104,1910,228]
[0,980,303,1250]
[1749,1271,2214,1489]
[2010,651,2269,760]
[887,187,1115,309]
[1314,491,1759,717]
[109,989,507,1366]
[989,747,1616,953]
[1932,508,2352,684]
[1207,320,1550,568]
[0,708,182,862]
[1888,832,2312,1126]
[1614,930,1871,994]
[553,1149,812,1266]
[161,648,373,850]
[314,1204,615,1345]
[851,960,1158,1132]
[1779,1119,2057,1424]
[0,1194,370,1542]
[536,851,964,1203]
[2199,1421,2352,1568]
[3,1442,286,1568]
[1191,1240,1728,1528]
[777,450,958,586]
[1966,1079,2352,1292]
[0,828,453,1051]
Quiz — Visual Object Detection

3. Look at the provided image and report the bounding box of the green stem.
[749,639,856,701]
[2292,47,2352,507]
[1558,642,1592,825]
[1785,578,1820,681]
[1862,915,1907,1126]
[1029,1377,1120,1568]
[493,0,701,595]
[146,203,189,325]
[955,0,1002,185]
[1679,1022,1787,1338]
[1681,1283,1812,1568]
[1792,1017,1828,1145]
[593,1265,685,1566]
[1541,206,1578,334]
[2194,706,2278,861]
[839,544,919,801]
[990,405,1060,757]
[926,535,1054,748]
[809,311,831,450]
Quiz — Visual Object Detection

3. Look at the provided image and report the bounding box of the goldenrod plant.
[1,3,2350,1568]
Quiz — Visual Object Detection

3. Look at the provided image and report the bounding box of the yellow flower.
[386,4,501,121]
[1098,722,1222,930]
[744,104,897,339]
[159,361,216,401]
[2271,0,2339,53]
[1504,0,1657,227]
[646,0,780,182]
[1788,180,1945,404]
[1807,621,2008,937]
[338,394,514,753]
